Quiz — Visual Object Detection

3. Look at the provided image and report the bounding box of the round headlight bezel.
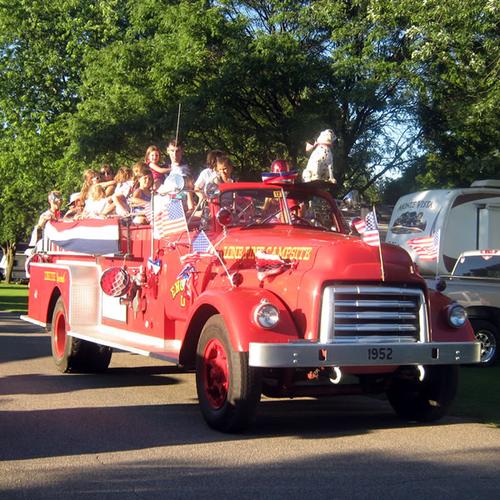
[447,303,467,328]
[253,300,280,329]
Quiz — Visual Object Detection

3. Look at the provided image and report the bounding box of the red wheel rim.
[53,310,67,359]
[202,338,229,409]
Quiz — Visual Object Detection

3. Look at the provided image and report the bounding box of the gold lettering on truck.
[44,271,66,283]
[222,246,313,261]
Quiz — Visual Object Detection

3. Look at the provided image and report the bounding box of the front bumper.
[248,340,481,368]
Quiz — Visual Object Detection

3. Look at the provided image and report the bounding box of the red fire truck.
[22,180,480,432]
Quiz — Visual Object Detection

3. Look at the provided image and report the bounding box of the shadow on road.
[0,365,184,397]
[0,393,466,462]
[0,442,498,499]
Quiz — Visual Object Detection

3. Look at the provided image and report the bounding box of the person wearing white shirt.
[84,185,108,218]
[195,150,226,201]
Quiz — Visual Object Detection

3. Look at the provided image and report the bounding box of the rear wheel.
[387,365,458,422]
[470,319,498,366]
[196,315,261,432]
[50,298,112,373]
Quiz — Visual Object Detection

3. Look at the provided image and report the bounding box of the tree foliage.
[401,0,499,187]
[0,0,498,279]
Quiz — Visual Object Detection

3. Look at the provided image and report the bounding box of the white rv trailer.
[385,180,500,276]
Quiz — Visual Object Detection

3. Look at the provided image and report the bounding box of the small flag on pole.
[255,250,293,281]
[153,199,188,239]
[180,230,216,264]
[177,263,198,299]
[354,211,380,247]
[147,257,161,275]
[407,230,440,261]
[261,171,298,184]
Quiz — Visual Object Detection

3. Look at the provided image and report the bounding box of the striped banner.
[44,219,120,255]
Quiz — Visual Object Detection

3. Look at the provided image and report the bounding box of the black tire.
[50,298,112,373]
[387,365,458,422]
[470,319,498,366]
[195,314,261,432]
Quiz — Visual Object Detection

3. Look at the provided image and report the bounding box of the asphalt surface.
[1,312,499,499]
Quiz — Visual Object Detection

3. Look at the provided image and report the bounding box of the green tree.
[393,0,499,187]
[73,0,421,192]
[0,1,129,280]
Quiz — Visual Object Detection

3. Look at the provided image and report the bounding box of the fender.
[24,261,100,328]
[185,287,301,352]
[25,263,71,326]
[427,288,475,342]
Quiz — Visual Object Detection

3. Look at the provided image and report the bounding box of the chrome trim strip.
[336,299,417,308]
[336,312,417,320]
[20,315,47,328]
[334,323,416,332]
[249,341,481,367]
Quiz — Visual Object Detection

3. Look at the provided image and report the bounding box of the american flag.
[261,171,298,184]
[180,231,216,264]
[153,199,187,239]
[407,230,440,261]
[353,218,366,234]
[255,250,291,281]
[177,263,197,299]
[355,211,380,247]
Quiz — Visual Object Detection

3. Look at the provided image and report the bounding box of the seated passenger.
[80,169,99,204]
[145,145,170,189]
[167,139,191,177]
[28,190,63,252]
[98,164,116,196]
[131,161,148,192]
[63,192,84,220]
[36,191,62,230]
[102,166,134,216]
[129,173,153,209]
[83,185,108,218]
[195,150,223,197]
[215,157,235,184]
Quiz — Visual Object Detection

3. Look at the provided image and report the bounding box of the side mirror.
[435,278,447,292]
[158,173,185,195]
[205,182,220,200]
[216,207,233,227]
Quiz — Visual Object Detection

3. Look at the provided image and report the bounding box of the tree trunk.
[4,242,16,284]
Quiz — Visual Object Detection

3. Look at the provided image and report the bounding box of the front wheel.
[470,319,498,366]
[387,365,458,422]
[51,297,112,373]
[195,315,261,432]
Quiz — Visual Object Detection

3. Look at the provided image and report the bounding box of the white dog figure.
[302,129,336,184]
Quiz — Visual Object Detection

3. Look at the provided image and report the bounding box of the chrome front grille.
[320,285,428,343]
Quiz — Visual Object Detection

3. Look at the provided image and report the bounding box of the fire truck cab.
[22,181,480,431]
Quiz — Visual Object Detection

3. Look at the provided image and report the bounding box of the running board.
[69,324,181,364]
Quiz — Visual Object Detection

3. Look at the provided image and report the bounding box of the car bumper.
[248,341,481,368]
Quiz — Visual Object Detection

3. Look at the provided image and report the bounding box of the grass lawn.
[0,282,28,313]
[454,364,500,427]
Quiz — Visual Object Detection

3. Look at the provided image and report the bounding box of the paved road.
[1,313,499,499]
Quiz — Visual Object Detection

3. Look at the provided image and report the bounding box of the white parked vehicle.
[0,245,29,282]
[436,250,500,365]
[386,180,500,276]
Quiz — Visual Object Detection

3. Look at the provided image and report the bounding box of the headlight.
[254,300,280,329]
[447,304,467,328]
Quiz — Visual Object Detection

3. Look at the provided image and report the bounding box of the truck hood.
[220,226,420,283]
[313,239,421,283]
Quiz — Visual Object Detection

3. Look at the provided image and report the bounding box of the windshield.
[453,254,500,278]
[218,187,341,231]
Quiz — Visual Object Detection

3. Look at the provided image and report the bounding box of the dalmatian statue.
[302,129,337,184]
